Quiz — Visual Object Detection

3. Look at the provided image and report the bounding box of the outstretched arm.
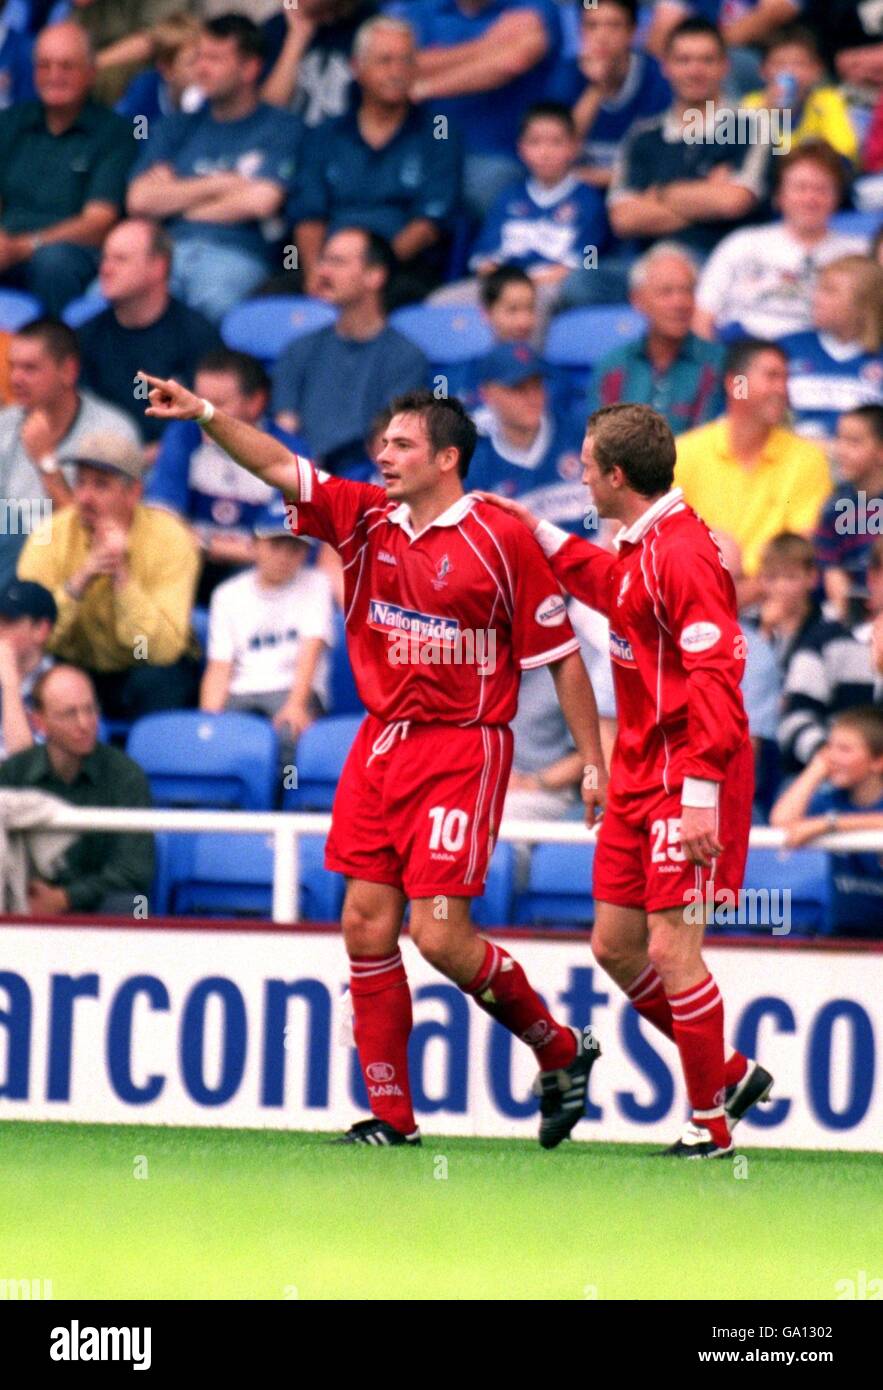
[139,373,302,500]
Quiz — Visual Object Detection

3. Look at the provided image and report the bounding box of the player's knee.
[341,903,393,957]
[646,932,682,983]
[410,921,452,974]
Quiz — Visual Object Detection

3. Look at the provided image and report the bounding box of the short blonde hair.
[817,255,883,353]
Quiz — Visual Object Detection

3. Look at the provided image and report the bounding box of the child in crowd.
[744,24,859,164]
[771,706,883,936]
[813,406,883,622]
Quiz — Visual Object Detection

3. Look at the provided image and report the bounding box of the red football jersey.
[536,488,751,804]
[290,457,580,725]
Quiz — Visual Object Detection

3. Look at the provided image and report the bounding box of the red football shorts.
[325,715,513,899]
[593,740,754,915]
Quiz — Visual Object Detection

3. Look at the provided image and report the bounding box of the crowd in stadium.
[0,0,882,933]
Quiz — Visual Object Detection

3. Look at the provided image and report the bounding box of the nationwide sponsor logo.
[680,621,721,653]
[609,629,636,665]
[535,595,567,627]
[366,1062,395,1083]
[369,599,461,644]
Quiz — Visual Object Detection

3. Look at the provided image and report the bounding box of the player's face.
[517,119,578,185]
[580,432,618,518]
[376,412,445,501]
[487,283,537,342]
[633,257,696,339]
[664,36,728,106]
[826,726,882,789]
[835,417,883,484]
[779,163,839,234]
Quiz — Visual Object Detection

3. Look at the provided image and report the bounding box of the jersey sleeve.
[290,455,387,554]
[535,520,617,616]
[506,523,581,670]
[654,535,748,782]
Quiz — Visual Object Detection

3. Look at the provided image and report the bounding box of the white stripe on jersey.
[456,521,514,621]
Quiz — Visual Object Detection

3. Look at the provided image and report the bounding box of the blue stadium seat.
[127,711,278,810]
[472,841,517,927]
[158,830,342,920]
[544,306,645,369]
[389,303,494,364]
[328,607,363,714]
[190,605,210,655]
[282,713,361,809]
[515,841,594,927]
[829,210,882,239]
[62,293,107,328]
[0,288,41,331]
[716,846,830,936]
[220,295,337,362]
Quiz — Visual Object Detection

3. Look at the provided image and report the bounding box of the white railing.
[25,805,883,924]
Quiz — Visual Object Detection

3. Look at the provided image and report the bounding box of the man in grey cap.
[17,430,200,721]
[0,579,56,761]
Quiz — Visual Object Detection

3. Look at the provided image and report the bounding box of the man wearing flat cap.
[17,431,200,720]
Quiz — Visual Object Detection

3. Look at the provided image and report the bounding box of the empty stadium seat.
[472,841,517,927]
[829,210,882,239]
[515,841,594,927]
[0,288,41,331]
[127,711,278,810]
[328,608,363,715]
[715,846,830,936]
[62,292,107,328]
[157,831,342,920]
[389,303,494,364]
[282,713,361,809]
[544,306,645,369]
[220,295,337,361]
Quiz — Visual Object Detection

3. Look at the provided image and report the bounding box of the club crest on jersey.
[369,599,461,644]
[609,629,636,666]
[432,553,453,590]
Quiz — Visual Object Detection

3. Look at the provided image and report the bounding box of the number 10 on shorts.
[428,805,469,852]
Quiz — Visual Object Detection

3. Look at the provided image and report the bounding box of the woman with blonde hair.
[779,254,883,445]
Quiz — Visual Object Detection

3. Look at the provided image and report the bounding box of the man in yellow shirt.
[17,431,200,719]
[675,339,831,599]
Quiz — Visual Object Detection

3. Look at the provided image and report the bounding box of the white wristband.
[196,399,215,426]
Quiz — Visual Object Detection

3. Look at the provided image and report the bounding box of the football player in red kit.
[141,374,608,1148]
[479,403,773,1157]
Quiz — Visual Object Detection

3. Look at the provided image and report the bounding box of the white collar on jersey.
[612,487,686,551]
[387,492,475,540]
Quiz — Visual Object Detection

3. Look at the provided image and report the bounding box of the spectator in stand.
[608,19,771,259]
[645,0,803,94]
[292,17,462,308]
[771,706,883,938]
[459,102,609,325]
[743,25,860,164]
[0,21,136,314]
[801,0,883,94]
[273,227,427,475]
[261,0,377,129]
[0,0,36,110]
[563,0,671,190]
[77,218,220,453]
[443,266,541,411]
[148,348,304,606]
[467,343,591,535]
[675,338,831,589]
[693,142,865,343]
[754,532,875,775]
[0,664,155,916]
[406,0,563,217]
[587,242,725,435]
[115,12,203,122]
[0,578,55,761]
[0,317,140,590]
[200,492,334,767]
[812,406,883,622]
[779,257,883,446]
[127,14,303,323]
[17,431,201,720]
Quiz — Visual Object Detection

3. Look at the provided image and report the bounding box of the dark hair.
[843,404,883,443]
[519,101,576,138]
[586,404,676,497]
[665,17,727,55]
[581,0,638,23]
[195,347,270,399]
[479,264,534,309]
[388,388,478,479]
[723,337,788,380]
[330,226,396,283]
[125,215,174,269]
[203,13,264,62]
[832,705,883,759]
[16,316,79,364]
[775,137,848,200]
[763,22,822,60]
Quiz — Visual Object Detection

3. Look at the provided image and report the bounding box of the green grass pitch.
[2,1121,880,1300]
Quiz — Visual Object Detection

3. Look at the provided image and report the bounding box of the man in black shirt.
[77,218,219,453]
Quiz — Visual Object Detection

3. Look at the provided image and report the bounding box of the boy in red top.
[141,375,608,1148]
[479,403,773,1157]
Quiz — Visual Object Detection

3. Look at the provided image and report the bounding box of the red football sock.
[667,973,730,1148]
[349,951,416,1136]
[627,964,748,1088]
[465,941,576,1069]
